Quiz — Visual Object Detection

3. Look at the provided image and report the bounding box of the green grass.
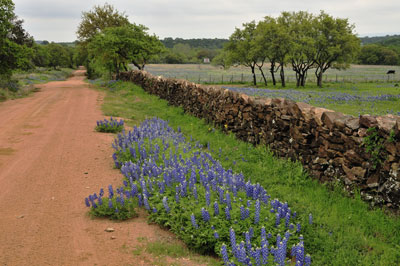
[93,80,400,265]
[222,81,400,116]
[0,68,74,102]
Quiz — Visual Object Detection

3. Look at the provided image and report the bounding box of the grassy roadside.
[93,79,400,265]
[0,68,74,102]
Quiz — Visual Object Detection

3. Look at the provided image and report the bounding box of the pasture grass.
[222,81,400,117]
[144,64,400,85]
[93,80,400,265]
[0,68,74,102]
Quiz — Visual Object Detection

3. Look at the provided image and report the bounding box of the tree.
[47,43,69,69]
[32,43,50,67]
[211,50,230,69]
[256,16,292,87]
[76,3,131,78]
[359,44,399,65]
[282,11,317,87]
[226,21,259,85]
[313,12,360,87]
[130,26,164,70]
[88,25,149,78]
[0,0,33,80]
[76,3,130,42]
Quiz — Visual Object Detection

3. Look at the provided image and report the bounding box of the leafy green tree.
[88,25,151,78]
[359,44,399,65]
[226,21,259,85]
[211,49,230,69]
[0,0,33,80]
[313,11,360,87]
[256,16,292,87]
[281,11,317,87]
[32,43,50,67]
[76,3,131,78]
[47,43,69,69]
[130,26,164,70]
[76,3,130,42]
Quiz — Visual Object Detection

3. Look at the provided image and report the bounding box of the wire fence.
[146,72,400,85]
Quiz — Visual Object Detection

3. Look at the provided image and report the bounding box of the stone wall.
[119,70,400,208]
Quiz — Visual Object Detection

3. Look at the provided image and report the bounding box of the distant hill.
[360,35,400,46]
[35,41,76,47]
[161,38,228,49]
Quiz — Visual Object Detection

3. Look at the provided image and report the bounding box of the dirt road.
[0,71,202,266]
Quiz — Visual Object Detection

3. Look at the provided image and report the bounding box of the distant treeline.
[359,35,400,65]
[161,38,228,49]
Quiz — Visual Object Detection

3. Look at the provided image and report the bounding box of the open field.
[91,79,400,265]
[143,64,400,117]
[144,64,400,84]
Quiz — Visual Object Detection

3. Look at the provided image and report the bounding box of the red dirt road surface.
[0,71,204,266]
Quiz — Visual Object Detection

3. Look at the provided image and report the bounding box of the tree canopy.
[76,3,130,42]
[0,0,33,79]
[224,11,360,87]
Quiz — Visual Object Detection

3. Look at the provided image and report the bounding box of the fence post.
[241,73,244,83]
[222,74,224,84]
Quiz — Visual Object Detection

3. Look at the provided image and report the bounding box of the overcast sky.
[13,0,400,42]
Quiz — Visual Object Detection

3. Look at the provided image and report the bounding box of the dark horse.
[387,70,395,74]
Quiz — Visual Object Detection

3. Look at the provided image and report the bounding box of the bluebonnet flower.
[296,223,301,233]
[309,213,313,225]
[99,188,104,197]
[261,244,269,265]
[240,205,246,220]
[226,192,231,210]
[245,231,251,251]
[201,207,210,222]
[152,207,157,213]
[260,226,266,241]
[191,213,198,229]
[108,185,114,198]
[230,228,236,252]
[221,244,229,264]
[225,206,231,220]
[108,199,113,209]
[175,192,180,204]
[98,197,103,206]
[214,230,219,239]
[285,213,291,228]
[162,196,170,213]
[143,195,150,210]
[254,247,261,266]
[85,198,90,207]
[305,254,311,266]
[276,212,281,227]
[213,201,219,216]
[205,191,211,206]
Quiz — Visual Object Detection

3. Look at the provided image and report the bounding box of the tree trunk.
[280,66,286,87]
[317,71,323,87]
[301,72,306,87]
[258,65,267,86]
[295,72,301,87]
[251,65,257,86]
[270,62,277,86]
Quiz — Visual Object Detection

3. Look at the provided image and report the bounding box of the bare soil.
[0,70,207,266]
